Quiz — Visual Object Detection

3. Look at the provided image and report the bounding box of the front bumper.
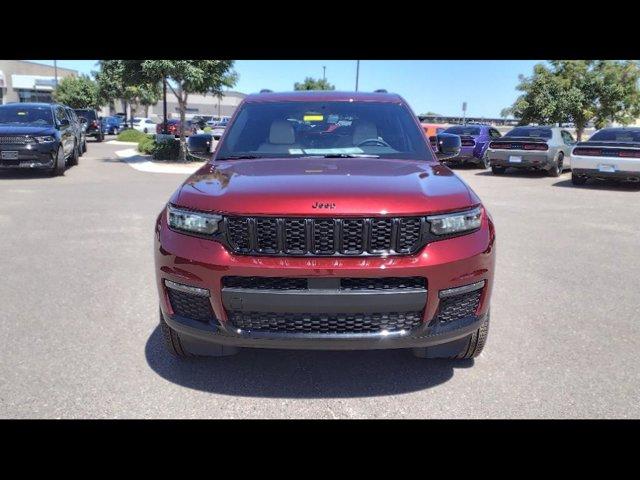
[154,211,496,350]
[0,144,56,169]
[488,150,553,169]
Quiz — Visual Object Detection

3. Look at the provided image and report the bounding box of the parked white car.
[132,118,157,134]
[571,127,640,185]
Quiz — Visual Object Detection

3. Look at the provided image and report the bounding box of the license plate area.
[509,155,522,163]
[598,164,616,173]
[1,151,19,160]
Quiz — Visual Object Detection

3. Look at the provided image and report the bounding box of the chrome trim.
[164,280,210,297]
[438,280,485,299]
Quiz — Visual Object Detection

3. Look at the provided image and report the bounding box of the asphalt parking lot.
[1,140,639,419]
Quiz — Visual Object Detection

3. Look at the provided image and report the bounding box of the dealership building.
[0,60,77,104]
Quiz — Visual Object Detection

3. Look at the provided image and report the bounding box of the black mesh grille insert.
[397,218,422,253]
[226,217,250,252]
[224,216,426,256]
[167,289,214,322]
[313,219,336,254]
[222,276,307,290]
[229,311,423,334]
[433,290,482,324]
[0,136,31,144]
[340,277,426,291]
[284,219,307,254]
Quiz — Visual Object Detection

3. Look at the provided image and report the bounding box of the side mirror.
[59,118,70,127]
[433,132,461,160]
[187,133,213,159]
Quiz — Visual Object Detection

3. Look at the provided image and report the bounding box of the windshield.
[589,129,640,143]
[505,127,552,139]
[74,110,96,122]
[0,105,53,126]
[444,126,481,136]
[216,101,430,160]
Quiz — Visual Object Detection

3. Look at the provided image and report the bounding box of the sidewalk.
[114,148,205,174]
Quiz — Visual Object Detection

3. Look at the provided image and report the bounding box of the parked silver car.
[486,126,575,177]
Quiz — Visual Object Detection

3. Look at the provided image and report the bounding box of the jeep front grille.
[223,216,427,256]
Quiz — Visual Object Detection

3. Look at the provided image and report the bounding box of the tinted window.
[0,105,53,125]
[490,129,502,138]
[74,109,96,122]
[589,129,640,143]
[505,127,553,139]
[444,126,481,136]
[217,101,431,160]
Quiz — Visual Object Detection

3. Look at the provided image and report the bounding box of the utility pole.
[53,60,58,88]
[355,60,360,91]
[163,75,168,134]
[322,66,326,81]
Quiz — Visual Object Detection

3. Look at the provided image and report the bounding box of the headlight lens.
[427,206,482,236]
[167,205,222,235]
[34,136,55,143]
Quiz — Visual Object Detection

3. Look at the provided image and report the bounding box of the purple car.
[442,124,503,169]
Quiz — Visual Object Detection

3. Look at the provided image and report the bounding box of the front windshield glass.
[216,101,430,160]
[444,126,481,136]
[0,105,53,126]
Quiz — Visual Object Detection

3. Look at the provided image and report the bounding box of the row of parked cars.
[0,102,106,176]
[427,122,640,186]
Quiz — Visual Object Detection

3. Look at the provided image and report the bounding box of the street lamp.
[323,66,326,81]
[355,60,360,91]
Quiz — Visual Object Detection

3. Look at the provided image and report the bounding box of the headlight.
[167,205,222,235]
[427,206,482,236]
[34,136,55,143]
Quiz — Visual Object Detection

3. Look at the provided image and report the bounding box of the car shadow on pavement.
[552,178,640,192]
[0,170,54,180]
[475,169,550,178]
[145,326,473,398]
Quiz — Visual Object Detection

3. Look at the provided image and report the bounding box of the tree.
[95,60,160,125]
[120,60,237,161]
[53,75,100,109]
[592,60,640,129]
[294,77,335,91]
[505,60,640,140]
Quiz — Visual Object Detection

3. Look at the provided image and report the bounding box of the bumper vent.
[224,216,427,257]
[433,289,481,325]
[222,276,426,291]
[229,311,423,334]
[166,288,215,322]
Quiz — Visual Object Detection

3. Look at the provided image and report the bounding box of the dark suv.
[155,91,496,360]
[74,108,105,142]
[0,103,79,175]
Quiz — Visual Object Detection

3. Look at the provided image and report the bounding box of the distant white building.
[100,90,247,120]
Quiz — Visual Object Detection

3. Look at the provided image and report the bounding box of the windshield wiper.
[321,153,380,158]
[216,155,263,160]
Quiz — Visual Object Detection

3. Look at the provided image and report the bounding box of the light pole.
[163,75,168,134]
[322,65,326,81]
[53,60,58,88]
[355,60,360,91]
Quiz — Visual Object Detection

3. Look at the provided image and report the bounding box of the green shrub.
[152,139,198,162]
[203,126,212,133]
[117,129,147,142]
[137,135,156,154]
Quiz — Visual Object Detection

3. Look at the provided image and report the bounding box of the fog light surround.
[439,280,485,299]
[164,280,210,297]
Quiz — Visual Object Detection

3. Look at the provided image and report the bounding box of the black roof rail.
[259,89,273,93]
[374,89,388,93]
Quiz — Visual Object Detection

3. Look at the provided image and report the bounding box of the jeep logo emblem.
[312,202,336,209]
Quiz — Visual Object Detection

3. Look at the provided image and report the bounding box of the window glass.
[505,127,553,139]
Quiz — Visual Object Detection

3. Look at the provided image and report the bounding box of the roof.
[0,102,55,108]
[244,90,403,103]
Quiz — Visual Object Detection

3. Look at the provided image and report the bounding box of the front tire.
[50,146,66,176]
[491,165,506,175]
[159,309,239,358]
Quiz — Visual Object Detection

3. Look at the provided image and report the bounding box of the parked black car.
[0,103,79,176]
[64,106,87,156]
[74,108,105,142]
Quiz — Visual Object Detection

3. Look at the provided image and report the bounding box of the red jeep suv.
[154,91,496,360]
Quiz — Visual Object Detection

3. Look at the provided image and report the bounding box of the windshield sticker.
[302,148,365,155]
[303,114,324,122]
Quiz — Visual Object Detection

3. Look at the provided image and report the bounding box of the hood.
[0,125,56,136]
[174,157,475,216]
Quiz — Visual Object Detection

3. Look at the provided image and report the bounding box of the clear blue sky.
[28,59,541,118]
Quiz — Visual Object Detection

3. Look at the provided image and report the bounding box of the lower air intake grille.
[222,276,307,290]
[167,289,215,322]
[229,311,423,334]
[340,277,425,291]
[433,290,481,325]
